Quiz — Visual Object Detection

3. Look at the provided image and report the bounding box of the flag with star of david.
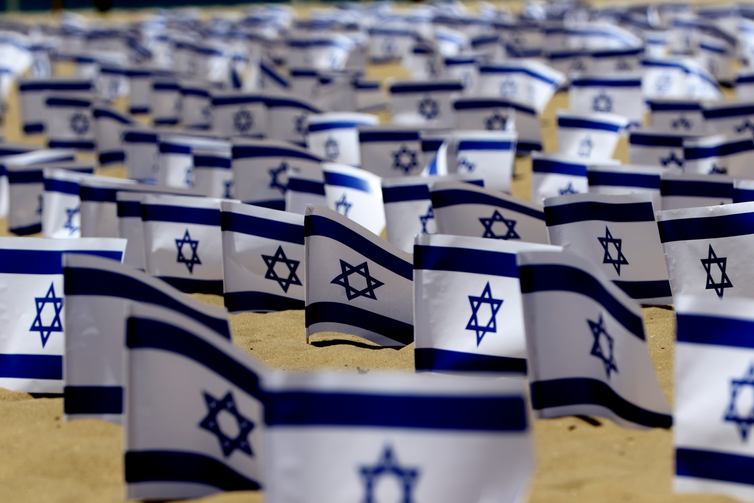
[647,100,706,135]
[358,125,423,178]
[531,153,590,204]
[556,110,629,163]
[414,233,561,374]
[737,70,754,101]
[93,105,134,167]
[42,168,93,239]
[63,253,230,424]
[124,302,266,501]
[79,176,140,238]
[660,172,734,211]
[179,81,215,130]
[192,146,234,199]
[0,237,126,394]
[323,162,386,240]
[587,163,664,212]
[628,129,689,170]
[683,133,754,177]
[221,201,305,313]
[545,192,673,305]
[451,131,517,193]
[673,295,754,500]
[517,248,672,429]
[157,134,230,190]
[476,60,565,114]
[306,112,379,167]
[569,75,644,127]
[266,95,323,146]
[700,102,754,137]
[430,180,549,244]
[388,80,464,128]
[211,93,268,138]
[18,79,93,136]
[642,57,723,101]
[122,126,161,184]
[151,78,181,127]
[285,162,328,215]
[304,205,413,347]
[656,201,754,301]
[45,96,96,151]
[263,370,534,503]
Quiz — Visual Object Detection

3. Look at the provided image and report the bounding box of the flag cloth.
[629,129,687,170]
[358,125,423,178]
[0,237,126,393]
[193,146,233,199]
[453,96,544,153]
[211,93,268,138]
[79,176,139,238]
[735,179,754,203]
[45,96,96,151]
[702,101,754,136]
[647,99,706,135]
[388,80,463,127]
[122,127,160,183]
[414,233,560,374]
[477,60,565,114]
[657,201,754,301]
[353,78,388,113]
[517,248,672,429]
[306,112,379,166]
[18,78,93,135]
[285,163,327,215]
[42,168,94,239]
[430,180,548,244]
[642,57,723,101]
[151,78,181,126]
[569,75,644,127]
[124,302,266,500]
[556,111,629,162]
[221,201,305,313]
[587,163,664,212]
[660,173,734,211]
[63,253,231,424]
[305,205,413,347]
[266,95,322,146]
[452,131,517,193]
[531,154,589,203]
[179,81,214,130]
[0,144,45,218]
[93,104,133,166]
[323,162,385,236]
[545,192,672,304]
[157,135,228,190]
[263,371,534,503]
[683,134,754,177]
[126,68,155,115]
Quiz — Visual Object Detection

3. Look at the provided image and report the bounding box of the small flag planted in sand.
[124,303,265,500]
[93,104,133,166]
[42,168,93,239]
[18,79,93,135]
[389,80,463,128]
[646,99,705,135]
[628,129,687,170]
[63,253,230,424]
[683,134,754,177]
[45,96,96,151]
[305,205,413,347]
[531,154,589,204]
[306,112,379,166]
[266,95,322,145]
[358,125,423,178]
[286,163,327,215]
[477,60,565,114]
[556,110,629,162]
[452,131,517,193]
[569,75,644,127]
[587,164,664,212]
[702,101,754,136]
[660,172,734,211]
[453,96,544,153]
[211,93,268,138]
[323,162,385,236]
[518,249,672,429]
[78,176,139,238]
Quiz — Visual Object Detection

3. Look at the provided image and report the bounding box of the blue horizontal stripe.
[306,302,413,345]
[430,188,546,221]
[99,151,125,165]
[154,118,179,126]
[80,186,119,202]
[142,205,221,226]
[389,82,464,94]
[160,143,192,155]
[221,211,304,244]
[153,82,179,91]
[180,88,211,98]
[422,139,443,153]
[93,108,132,124]
[571,79,641,87]
[49,141,95,151]
[324,172,373,193]
[359,131,421,143]
[518,141,543,152]
[660,180,733,199]
[64,386,123,415]
[44,178,80,195]
[212,95,265,106]
[685,140,754,160]
[629,133,684,147]
[158,277,224,295]
[46,97,91,107]
[123,132,158,143]
[248,200,286,211]
[224,291,304,313]
[8,170,43,184]
[414,245,518,277]
[10,223,42,236]
[309,121,368,133]
[545,201,655,226]
[24,123,44,134]
[0,249,121,274]
[648,101,701,112]
[588,171,661,189]
[613,280,672,300]
[677,448,754,487]
[558,118,624,133]
[20,81,91,92]
[530,378,672,428]
[194,155,231,169]
[382,185,430,203]
[265,97,319,113]
[735,188,754,203]
[519,263,644,339]
[129,106,150,115]
[457,140,515,151]
[703,104,754,119]
[232,145,321,163]
[414,348,526,374]
[453,99,535,115]
[677,313,754,348]
[0,354,63,379]
[117,200,140,218]
[305,214,413,280]
[658,210,754,242]
[533,159,587,177]
[288,178,325,195]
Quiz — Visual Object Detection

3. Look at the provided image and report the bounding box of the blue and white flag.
[531,154,589,203]
[126,68,160,115]
[18,79,93,135]
[290,68,322,102]
[430,180,548,244]
[93,104,133,166]
[452,131,517,193]
[353,78,387,113]
[629,129,687,170]
[367,27,415,63]
[737,70,754,102]
[703,101,754,136]
[179,80,214,130]
[569,75,644,127]
[0,144,43,217]
[358,125,423,178]
[158,135,229,190]
[122,127,160,183]
[323,162,385,236]
[151,78,181,126]
[647,99,706,135]
[657,201,754,300]
[452,97,516,134]
[285,34,353,71]
[79,176,139,238]
[285,162,327,215]
[266,95,322,145]
[588,163,664,212]
[42,168,96,239]
[63,253,230,424]
[660,172,734,211]
[683,134,754,176]
[642,57,723,101]
[444,55,479,94]
[517,248,672,429]
[414,233,559,374]
[98,66,130,102]
[0,237,126,393]
[545,192,672,304]
[211,92,268,138]
[258,57,291,94]
[305,205,413,347]
[263,371,534,503]
[193,147,233,199]
[477,60,565,114]
[221,201,305,313]
[124,302,266,500]
[556,110,629,162]
[389,81,464,128]
[45,96,96,151]
[404,43,443,81]
[735,179,754,203]
[306,112,379,166]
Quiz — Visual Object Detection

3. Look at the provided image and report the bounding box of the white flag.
[18,78,93,135]
[389,80,464,127]
[323,162,385,236]
[660,172,734,210]
[452,97,516,134]
[79,176,139,238]
[266,95,322,145]
[211,92,268,138]
[569,75,644,127]
[647,99,706,135]
[358,125,423,178]
[556,110,629,162]
[45,96,96,151]
[306,112,379,166]
[151,78,181,126]
[531,153,589,203]
[93,104,133,167]
[477,60,565,113]
[588,163,664,212]
[629,129,687,170]
[452,131,517,193]
[683,134,754,176]
[702,101,754,136]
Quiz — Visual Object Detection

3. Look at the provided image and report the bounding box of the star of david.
[419,204,434,234]
[672,115,692,130]
[234,109,254,133]
[324,136,340,160]
[570,58,586,72]
[202,106,212,120]
[660,151,684,167]
[588,314,618,378]
[655,74,672,94]
[391,145,418,174]
[63,205,80,235]
[737,119,754,135]
[578,135,593,158]
[598,226,629,276]
[335,192,352,217]
[184,167,194,188]
[359,445,419,503]
[710,163,728,175]
[485,110,507,130]
[174,97,182,113]
[701,244,733,299]
[466,282,504,346]
[35,194,43,216]
[262,245,302,293]
[559,182,578,195]
[268,161,288,195]
[592,92,613,113]
[724,364,754,442]
[69,113,90,135]
[499,78,517,98]
[616,59,632,71]
[293,114,308,135]
[29,282,63,348]
[175,229,201,273]
[458,156,475,172]
[479,209,520,240]
[426,59,438,78]
[417,96,439,120]
[198,391,255,457]
[331,260,384,301]
[383,38,396,57]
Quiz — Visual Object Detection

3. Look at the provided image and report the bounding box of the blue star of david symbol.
[269,161,288,195]
[391,145,418,174]
[724,364,754,441]
[701,244,732,299]
[69,112,89,135]
[63,205,80,235]
[737,119,754,135]
[335,192,352,217]
[175,229,201,273]
[598,226,629,275]
[417,96,439,120]
[660,151,684,167]
[479,209,520,240]
[383,38,396,57]
[293,114,308,136]
[331,259,384,301]
[426,59,438,78]
[419,204,434,234]
[500,78,517,98]
[672,115,693,130]
[592,92,613,113]
[184,167,194,188]
[234,109,253,133]
[458,156,475,172]
[35,194,43,216]
[174,97,182,113]
[578,136,593,158]
[202,106,212,121]
[559,182,578,195]
[655,74,672,94]
[29,283,63,348]
[324,136,340,160]
[485,110,507,130]
[616,59,632,71]
[223,180,233,199]
[570,58,586,72]
[262,245,302,293]
[710,163,728,175]
[198,391,255,457]
[360,445,419,503]
[588,314,618,378]
[466,282,504,346]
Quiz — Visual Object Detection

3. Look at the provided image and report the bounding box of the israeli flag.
[647,100,706,135]
[151,78,181,126]
[126,68,158,115]
[290,68,321,102]
[545,192,672,304]
[124,302,265,501]
[531,154,589,203]
[420,135,448,171]
[660,173,734,211]
[674,295,754,500]
[266,96,322,145]
[518,249,672,429]
[629,129,687,170]
[158,135,229,190]
[305,204,413,347]
[193,147,233,199]
[556,110,629,162]
[588,164,663,212]
[592,47,644,74]
[736,70,754,102]
[179,81,214,130]
[98,66,130,102]
[405,43,443,81]
[285,163,327,215]
[657,201,754,300]
[477,60,566,113]
[258,57,292,94]
[643,57,723,101]
[264,371,534,503]
[123,127,160,183]
[45,96,96,151]
[367,27,415,63]
[452,97,517,134]
[18,78,93,135]
[93,104,133,167]
[323,162,385,236]
[221,201,305,313]
[430,180,548,244]
[353,78,388,113]
[444,55,479,94]
[703,101,754,136]
[211,92,267,138]
[569,75,644,127]
[79,176,138,238]
[63,253,230,424]
[0,237,126,393]
[388,81,463,128]
[143,194,224,295]
[452,131,518,193]
[42,168,93,239]
[358,126,423,178]
[414,233,559,374]
[306,113,379,166]
[683,134,754,176]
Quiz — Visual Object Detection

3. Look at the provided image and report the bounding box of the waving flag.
[647,100,706,135]
[388,81,463,128]
[125,68,156,115]
[18,78,93,135]
[45,96,96,151]
[660,172,734,210]
[93,104,133,167]
[556,110,628,162]
[286,163,327,215]
[702,101,754,136]
[642,57,723,101]
[569,75,644,127]
[353,78,387,113]
[266,95,322,145]
[305,205,413,347]
[588,163,664,212]
[518,249,672,429]
[735,179,754,203]
[358,125,423,178]
[452,97,516,134]
[42,168,95,239]
[531,154,589,203]
[683,134,754,176]
[323,162,385,236]
[629,129,687,170]
[306,112,379,166]
[211,93,268,138]
[122,126,160,183]
[444,55,479,94]
[477,60,565,113]
[453,131,517,193]
[63,253,230,424]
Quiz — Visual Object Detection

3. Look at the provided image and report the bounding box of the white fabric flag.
[126,68,156,115]
[414,233,559,374]
[569,75,644,127]
[0,237,126,393]
[353,78,388,113]
[477,60,565,114]
[63,253,231,424]
[430,180,548,244]
[683,134,754,176]
[79,176,139,238]
[266,95,322,145]
[642,57,723,101]
[263,371,534,503]
[306,112,379,166]
[285,163,327,215]
[18,78,93,135]
[151,78,181,126]
[305,204,413,347]
[444,55,479,94]
[737,70,754,101]
[258,58,292,94]
[122,126,160,183]
[124,302,266,501]
[158,135,229,190]
[452,97,516,133]
[389,80,464,127]
[588,164,664,212]
[702,101,754,136]
[735,178,754,203]
[285,35,353,71]
[647,99,706,135]
[193,148,233,199]
[367,27,415,63]
[0,144,44,217]
[93,104,133,167]
[517,248,673,429]
[179,81,214,130]
[42,168,93,239]
[556,110,629,162]
[531,153,590,203]
[629,129,687,170]
[45,95,96,151]
[405,43,443,82]
[358,126,423,178]
[452,131,517,193]
[660,172,734,210]
[211,92,268,138]
[221,201,305,313]
[323,162,385,236]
